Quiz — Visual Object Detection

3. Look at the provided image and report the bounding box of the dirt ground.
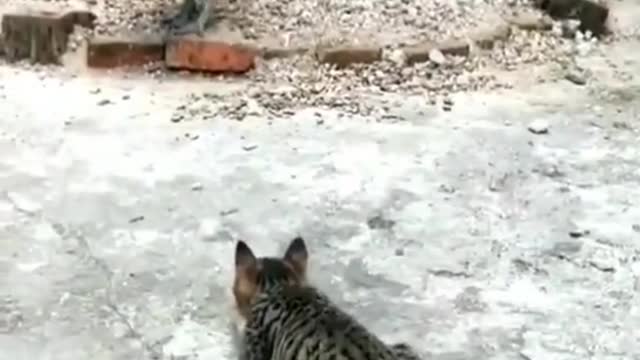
[1,1,640,359]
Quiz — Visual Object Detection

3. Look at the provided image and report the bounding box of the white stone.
[429,48,446,65]
[528,119,549,134]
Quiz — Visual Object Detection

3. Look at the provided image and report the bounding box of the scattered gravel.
[0,0,612,121]
[60,0,539,45]
[231,0,504,46]
[488,27,575,69]
[243,54,502,117]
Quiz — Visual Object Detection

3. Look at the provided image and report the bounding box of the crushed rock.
[0,0,614,121]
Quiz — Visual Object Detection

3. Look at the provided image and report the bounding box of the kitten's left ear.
[283,236,308,278]
[233,240,258,320]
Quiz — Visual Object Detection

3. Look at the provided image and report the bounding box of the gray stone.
[367,214,396,230]
[565,71,587,85]
[316,46,382,67]
[528,119,550,134]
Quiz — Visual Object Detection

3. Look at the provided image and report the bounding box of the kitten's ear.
[235,240,257,269]
[283,236,308,278]
[233,240,258,319]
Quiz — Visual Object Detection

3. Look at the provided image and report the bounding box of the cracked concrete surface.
[2,36,640,360]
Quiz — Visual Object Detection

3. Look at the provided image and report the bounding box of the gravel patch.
[5,0,536,43]
[0,0,613,120]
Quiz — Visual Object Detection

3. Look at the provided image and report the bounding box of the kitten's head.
[233,237,308,319]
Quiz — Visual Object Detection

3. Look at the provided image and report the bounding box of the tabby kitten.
[232,237,421,360]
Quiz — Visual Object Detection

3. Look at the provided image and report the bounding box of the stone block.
[87,36,165,68]
[1,9,96,64]
[470,22,512,49]
[403,42,436,65]
[437,38,471,57]
[507,12,554,31]
[316,46,382,67]
[261,46,308,60]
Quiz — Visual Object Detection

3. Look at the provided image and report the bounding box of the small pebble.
[367,215,396,230]
[540,164,564,178]
[129,216,144,223]
[565,71,586,85]
[439,184,456,193]
[198,218,221,242]
[613,121,631,130]
[528,119,549,134]
[429,49,446,65]
[488,174,508,192]
[220,208,239,216]
[568,228,590,238]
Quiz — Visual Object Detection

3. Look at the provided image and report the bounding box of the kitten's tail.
[390,343,422,360]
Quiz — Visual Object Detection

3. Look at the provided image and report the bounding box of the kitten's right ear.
[283,236,308,279]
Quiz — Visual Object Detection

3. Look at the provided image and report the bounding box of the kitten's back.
[251,284,397,360]
[232,238,421,360]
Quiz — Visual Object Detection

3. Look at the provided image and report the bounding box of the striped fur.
[232,237,421,360]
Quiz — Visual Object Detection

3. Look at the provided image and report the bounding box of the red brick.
[87,36,165,68]
[316,46,382,68]
[165,37,257,74]
[2,9,96,64]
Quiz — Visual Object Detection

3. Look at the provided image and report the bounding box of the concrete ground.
[2,26,640,360]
